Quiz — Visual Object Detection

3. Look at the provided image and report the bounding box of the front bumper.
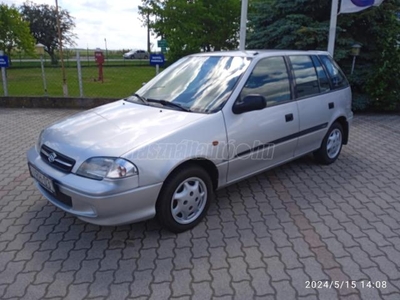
[27,147,163,226]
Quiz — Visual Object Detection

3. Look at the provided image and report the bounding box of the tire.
[314,122,343,165]
[156,164,213,233]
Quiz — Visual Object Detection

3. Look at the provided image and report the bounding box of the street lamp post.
[351,43,362,75]
[35,43,47,96]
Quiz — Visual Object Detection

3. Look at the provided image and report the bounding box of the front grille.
[40,145,75,173]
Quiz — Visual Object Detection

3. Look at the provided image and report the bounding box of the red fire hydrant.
[94,49,105,83]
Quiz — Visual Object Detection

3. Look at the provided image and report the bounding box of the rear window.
[319,55,348,89]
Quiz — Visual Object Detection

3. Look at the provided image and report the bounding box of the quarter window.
[240,57,291,106]
[289,55,320,98]
[319,55,348,89]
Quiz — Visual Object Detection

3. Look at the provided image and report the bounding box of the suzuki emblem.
[48,152,57,163]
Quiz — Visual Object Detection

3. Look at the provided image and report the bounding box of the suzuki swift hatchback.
[27,50,353,232]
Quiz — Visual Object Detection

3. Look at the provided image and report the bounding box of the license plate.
[29,164,56,194]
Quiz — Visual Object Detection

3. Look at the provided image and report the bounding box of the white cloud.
[2,0,156,50]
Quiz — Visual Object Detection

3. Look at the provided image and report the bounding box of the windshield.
[130,55,252,113]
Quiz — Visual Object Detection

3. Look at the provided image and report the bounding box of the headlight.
[77,157,138,180]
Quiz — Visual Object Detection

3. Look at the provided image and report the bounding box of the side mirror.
[232,94,266,114]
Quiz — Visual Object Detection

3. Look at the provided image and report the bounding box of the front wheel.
[314,122,343,165]
[156,165,213,233]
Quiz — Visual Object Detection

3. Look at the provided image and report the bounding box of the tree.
[247,0,400,111]
[20,1,76,65]
[0,4,34,60]
[139,0,241,62]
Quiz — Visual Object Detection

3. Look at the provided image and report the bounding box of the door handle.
[285,113,294,122]
[329,102,334,109]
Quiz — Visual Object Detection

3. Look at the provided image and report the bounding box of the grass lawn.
[0,65,159,98]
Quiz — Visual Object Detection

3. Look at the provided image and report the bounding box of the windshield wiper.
[147,99,191,112]
[132,93,149,105]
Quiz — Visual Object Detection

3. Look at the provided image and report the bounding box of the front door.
[224,56,300,184]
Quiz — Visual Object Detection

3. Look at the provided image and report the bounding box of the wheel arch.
[334,116,349,145]
[163,158,219,191]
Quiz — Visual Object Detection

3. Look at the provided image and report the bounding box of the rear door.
[289,55,333,156]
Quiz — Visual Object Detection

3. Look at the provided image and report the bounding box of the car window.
[240,56,291,107]
[289,55,320,98]
[136,56,252,113]
[319,55,348,89]
[311,56,331,93]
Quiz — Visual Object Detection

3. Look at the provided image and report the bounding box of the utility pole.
[55,0,68,96]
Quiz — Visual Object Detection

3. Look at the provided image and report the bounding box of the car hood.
[40,100,208,165]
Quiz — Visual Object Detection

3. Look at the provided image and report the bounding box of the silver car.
[27,50,353,232]
[123,50,149,59]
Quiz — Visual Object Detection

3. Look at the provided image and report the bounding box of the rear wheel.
[314,122,343,165]
[156,165,213,233]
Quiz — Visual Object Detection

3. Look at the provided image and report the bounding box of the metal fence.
[0,53,161,99]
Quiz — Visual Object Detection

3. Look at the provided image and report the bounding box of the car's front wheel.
[156,164,213,233]
[314,122,343,165]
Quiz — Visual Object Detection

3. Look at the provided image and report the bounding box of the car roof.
[191,50,330,58]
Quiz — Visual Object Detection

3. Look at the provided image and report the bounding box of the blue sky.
[3,0,157,51]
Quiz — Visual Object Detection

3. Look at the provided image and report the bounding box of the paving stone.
[191,257,211,282]
[0,261,25,285]
[149,282,171,300]
[114,259,136,283]
[130,270,153,298]
[371,256,400,280]
[287,268,316,297]
[2,111,400,299]
[173,247,192,270]
[192,282,213,300]
[157,238,175,259]
[137,248,157,271]
[211,269,234,297]
[172,269,192,297]
[300,257,328,281]
[232,281,255,300]
[3,272,35,298]
[74,259,100,284]
[277,246,302,270]
[64,283,90,300]
[346,247,377,269]
[228,257,250,282]
[46,271,75,298]
[272,280,296,300]
[248,268,273,296]
[264,256,289,282]
[20,283,48,300]
[291,237,315,259]
[225,237,244,258]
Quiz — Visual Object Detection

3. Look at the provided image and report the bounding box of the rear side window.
[240,56,291,106]
[289,56,320,98]
[319,55,348,89]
